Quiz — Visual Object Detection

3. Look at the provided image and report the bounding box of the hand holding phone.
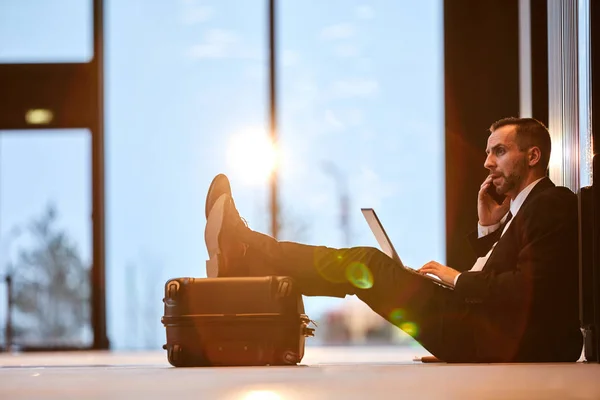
[478,175,510,226]
[486,181,506,205]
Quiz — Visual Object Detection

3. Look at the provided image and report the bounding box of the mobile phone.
[486,183,506,205]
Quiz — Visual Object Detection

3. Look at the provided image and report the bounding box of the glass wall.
[105,0,444,349]
[105,0,269,349]
[0,0,444,350]
[276,0,445,344]
[0,131,92,349]
[0,0,94,350]
[0,0,92,63]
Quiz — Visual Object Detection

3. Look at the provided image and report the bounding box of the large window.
[0,0,444,350]
[105,0,268,349]
[0,131,92,349]
[276,0,445,344]
[0,0,92,63]
[105,0,444,349]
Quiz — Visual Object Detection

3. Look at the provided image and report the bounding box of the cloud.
[325,110,344,130]
[283,79,320,113]
[187,29,238,58]
[353,168,397,209]
[324,108,365,131]
[344,108,365,126]
[282,50,300,67]
[187,29,258,59]
[243,64,265,82]
[180,0,213,25]
[334,44,360,58]
[358,129,376,141]
[320,23,355,40]
[328,79,379,98]
[355,5,375,19]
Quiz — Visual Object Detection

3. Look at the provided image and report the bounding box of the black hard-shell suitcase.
[161,276,315,367]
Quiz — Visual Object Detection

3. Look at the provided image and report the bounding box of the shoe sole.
[205,194,227,278]
[205,174,230,219]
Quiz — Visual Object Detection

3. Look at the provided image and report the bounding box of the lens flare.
[400,322,419,337]
[345,262,374,289]
[313,250,349,284]
[389,308,405,325]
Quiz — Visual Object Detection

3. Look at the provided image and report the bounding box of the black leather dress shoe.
[205,194,249,277]
[205,173,232,219]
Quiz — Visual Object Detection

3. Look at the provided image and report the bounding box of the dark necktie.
[500,211,513,234]
[470,211,515,272]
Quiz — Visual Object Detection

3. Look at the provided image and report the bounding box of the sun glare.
[227,129,279,185]
[241,390,282,400]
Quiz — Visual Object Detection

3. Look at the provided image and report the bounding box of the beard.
[494,157,528,195]
[495,174,519,195]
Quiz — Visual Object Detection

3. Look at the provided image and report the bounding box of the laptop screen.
[360,207,454,290]
[360,208,404,266]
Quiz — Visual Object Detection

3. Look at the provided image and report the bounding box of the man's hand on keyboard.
[418,261,460,286]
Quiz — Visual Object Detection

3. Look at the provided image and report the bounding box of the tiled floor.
[1,346,599,399]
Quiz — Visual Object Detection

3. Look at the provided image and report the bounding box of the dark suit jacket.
[451,177,582,362]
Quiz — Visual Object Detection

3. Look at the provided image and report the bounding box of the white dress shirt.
[453,177,545,286]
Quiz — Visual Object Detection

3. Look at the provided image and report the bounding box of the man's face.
[484,125,529,197]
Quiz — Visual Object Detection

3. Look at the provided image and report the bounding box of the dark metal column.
[530,0,548,126]
[268,0,279,239]
[92,0,109,350]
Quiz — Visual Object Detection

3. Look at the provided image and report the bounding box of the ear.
[528,146,541,167]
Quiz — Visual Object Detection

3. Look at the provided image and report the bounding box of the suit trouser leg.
[242,230,473,361]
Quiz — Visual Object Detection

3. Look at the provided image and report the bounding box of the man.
[203,117,583,362]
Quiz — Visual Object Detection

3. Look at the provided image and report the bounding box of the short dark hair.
[489,117,552,170]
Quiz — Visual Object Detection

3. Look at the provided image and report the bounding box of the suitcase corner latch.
[301,316,317,337]
[302,326,315,337]
[166,281,180,302]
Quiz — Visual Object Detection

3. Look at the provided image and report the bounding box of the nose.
[484,153,495,170]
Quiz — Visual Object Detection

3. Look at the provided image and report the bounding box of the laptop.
[361,208,454,290]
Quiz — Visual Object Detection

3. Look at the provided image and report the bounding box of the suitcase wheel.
[165,344,184,367]
[281,350,299,365]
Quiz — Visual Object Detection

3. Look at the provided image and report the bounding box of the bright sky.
[0,0,444,350]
